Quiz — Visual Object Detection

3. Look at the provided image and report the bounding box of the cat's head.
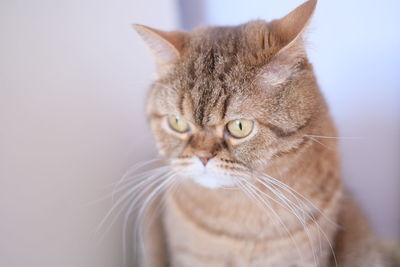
[135,0,325,188]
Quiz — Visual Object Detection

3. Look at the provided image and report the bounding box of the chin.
[191,173,236,189]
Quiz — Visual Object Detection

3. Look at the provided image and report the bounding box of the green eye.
[167,115,190,133]
[227,119,254,138]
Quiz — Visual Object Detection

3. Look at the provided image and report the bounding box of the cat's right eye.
[167,115,190,133]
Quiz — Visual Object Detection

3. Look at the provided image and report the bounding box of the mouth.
[172,157,243,189]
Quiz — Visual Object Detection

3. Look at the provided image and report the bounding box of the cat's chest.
[163,193,335,267]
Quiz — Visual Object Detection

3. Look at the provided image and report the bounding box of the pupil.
[175,116,179,124]
[238,121,242,131]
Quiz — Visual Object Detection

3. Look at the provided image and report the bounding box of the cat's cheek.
[149,119,184,157]
[228,127,273,166]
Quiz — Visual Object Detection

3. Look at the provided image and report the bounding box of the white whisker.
[95,170,167,241]
[111,158,165,201]
[129,172,177,266]
[255,172,338,267]
[261,173,339,228]
[303,134,362,140]
[255,177,319,266]
[305,135,332,150]
[236,178,305,263]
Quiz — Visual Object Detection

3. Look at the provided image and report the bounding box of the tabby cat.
[132,0,390,266]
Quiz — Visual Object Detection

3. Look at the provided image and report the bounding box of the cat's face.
[137,0,321,188]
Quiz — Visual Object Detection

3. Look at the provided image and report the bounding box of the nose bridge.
[190,132,219,155]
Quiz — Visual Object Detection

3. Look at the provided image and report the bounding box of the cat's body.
[133,0,391,266]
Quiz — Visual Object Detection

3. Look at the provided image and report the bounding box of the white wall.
[184,0,400,239]
[0,0,178,266]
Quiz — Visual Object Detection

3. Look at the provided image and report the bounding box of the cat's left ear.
[133,24,187,67]
[268,0,317,54]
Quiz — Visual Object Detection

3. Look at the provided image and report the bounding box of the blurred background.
[0,0,399,266]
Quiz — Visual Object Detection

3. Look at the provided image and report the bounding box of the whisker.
[128,172,177,266]
[86,164,168,208]
[111,165,170,201]
[255,172,338,266]
[95,167,170,240]
[254,177,319,266]
[261,173,339,228]
[304,135,332,150]
[111,158,165,200]
[103,158,165,190]
[236,178,305,263]
[95,174,165,242]
[269,180,338,267]
[303,134,362,140]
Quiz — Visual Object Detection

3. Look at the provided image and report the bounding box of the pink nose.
[198,157,210,166]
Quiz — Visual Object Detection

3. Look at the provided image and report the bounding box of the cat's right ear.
[133,24,187,67]
[268,0,317,54]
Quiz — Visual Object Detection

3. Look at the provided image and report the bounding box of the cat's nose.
[198,157,210,166]
[196,152,214,166]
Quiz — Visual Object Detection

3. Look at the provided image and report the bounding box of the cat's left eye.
[167,115,190,133]
[226,119,254,138]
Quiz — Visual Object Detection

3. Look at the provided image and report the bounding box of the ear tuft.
[268,0,317,53]
[133,24,187,66]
